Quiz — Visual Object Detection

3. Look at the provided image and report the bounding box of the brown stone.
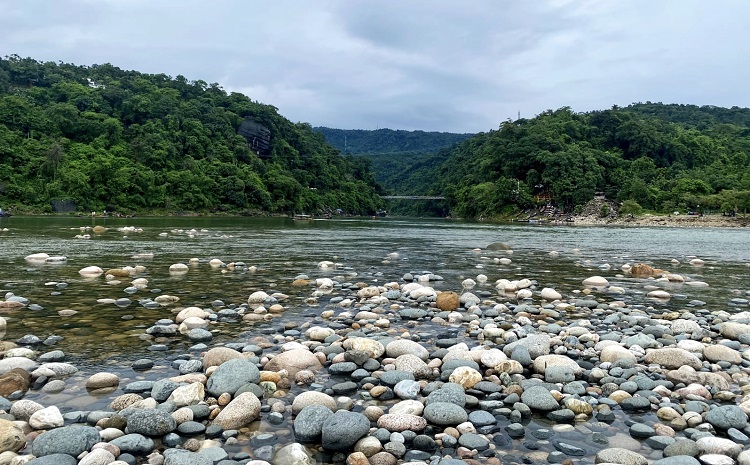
[85,372,120,390]
[0,301,25,309]
[264,349,323,377]
[105,269,131,277]
[202,347,243,369]
[347,452,369,465]
[630,263,662,277]
[292,279,311,286]
[259,371,282,384]
[0,419,25,453]
[368,452,397,465]
[109,393,143,411]
[436,291,460,311]
[0,368,31,397]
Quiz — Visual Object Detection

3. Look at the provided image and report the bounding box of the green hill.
[439,104,750,219]
[0,56,383,215]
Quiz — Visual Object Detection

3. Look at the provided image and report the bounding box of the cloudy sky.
[2,1,748,133]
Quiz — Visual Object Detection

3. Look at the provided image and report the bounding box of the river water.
[1,216,749,458]
[1,216,748,365]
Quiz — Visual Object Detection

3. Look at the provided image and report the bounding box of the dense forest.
[0,56,384,215]
[440,104,750,218]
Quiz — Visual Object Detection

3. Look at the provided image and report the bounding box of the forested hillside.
[0,56,383,215]
[314,127,472,154]
[441,104,750,218]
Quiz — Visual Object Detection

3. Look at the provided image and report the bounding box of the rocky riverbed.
[2,251,750,465]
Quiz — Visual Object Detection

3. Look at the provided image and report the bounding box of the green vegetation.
[619,200,643,216]
[438,104,750,218]
[0,56,383,215]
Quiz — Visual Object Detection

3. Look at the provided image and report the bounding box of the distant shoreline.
[570,213,749,228]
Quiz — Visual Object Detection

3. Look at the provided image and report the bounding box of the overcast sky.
[2,0,748,133]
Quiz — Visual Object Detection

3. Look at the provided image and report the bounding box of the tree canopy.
[0,56,384,215]
[437,104,750,217]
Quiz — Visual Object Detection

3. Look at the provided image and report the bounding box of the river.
[1,216,748,367]
[1,216,749,460]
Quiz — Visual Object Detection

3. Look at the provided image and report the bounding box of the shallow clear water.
[1,216,748,365]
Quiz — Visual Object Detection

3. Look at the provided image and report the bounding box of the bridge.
[381,195,446,200]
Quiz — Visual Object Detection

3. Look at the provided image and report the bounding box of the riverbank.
[571,213,750,228]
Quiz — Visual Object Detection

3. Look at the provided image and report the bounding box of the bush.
[573,204,583,215]
[599,204,610,217]
[620,199,643,216]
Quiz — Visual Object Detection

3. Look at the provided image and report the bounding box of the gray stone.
[152,379,181,402]
[187,328,213,342]
[27,454,78,465]
[393,379,420,399]
[294,405,333,442]
[423,402,468,425]
[545,366,575,383]
[31,425,100,457]
[504,334,550,359]
[629,422,655,438]
[457,433,489,451]
[126,409,176,436]
[164,450,213,465]
[206,358,260,397]
[110,433,155,455]
[468,410,496,427]
[664,440,700,458]
[379,370,414,386]
[595,448,647,465]
[652,457,701,465]
[425,383,466,407]
[521,385,559,411]
[321,411,370,451]
[705,405,748,430]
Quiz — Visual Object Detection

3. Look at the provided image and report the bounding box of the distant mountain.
[314,127,473,154]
